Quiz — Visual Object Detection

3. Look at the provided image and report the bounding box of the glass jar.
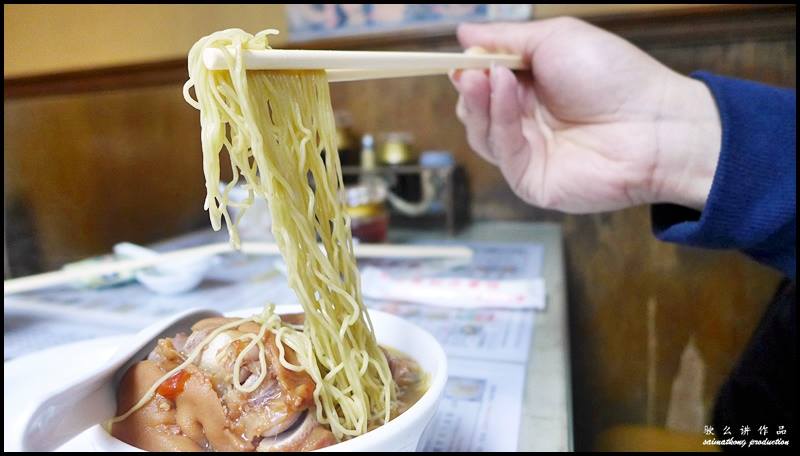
[345,182,389,243]
[379,132,414,166]
[379,132,421,202]
[335,110,359,185]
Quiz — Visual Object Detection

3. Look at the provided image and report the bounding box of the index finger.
[456,19,563,64]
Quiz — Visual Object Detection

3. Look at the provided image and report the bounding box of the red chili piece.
[157,370,191,401]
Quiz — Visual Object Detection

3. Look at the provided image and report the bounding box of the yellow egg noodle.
[113,29,395,441]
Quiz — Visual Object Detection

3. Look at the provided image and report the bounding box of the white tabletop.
[391,222,573,452]
[4,221,573,452]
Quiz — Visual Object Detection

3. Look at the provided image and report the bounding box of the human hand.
[450,18,721,212]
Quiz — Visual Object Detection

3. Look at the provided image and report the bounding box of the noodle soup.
[376,347,429,430]
[184,29,395,439]
[177,29,420,449]
[111,313,427,452]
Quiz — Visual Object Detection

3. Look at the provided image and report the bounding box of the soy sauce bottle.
[335,111,359,185]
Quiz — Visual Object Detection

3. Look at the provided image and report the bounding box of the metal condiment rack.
[341,165,470,235]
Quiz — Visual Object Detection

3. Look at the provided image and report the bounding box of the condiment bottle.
[335,111,359,185]
[380,132,421,201]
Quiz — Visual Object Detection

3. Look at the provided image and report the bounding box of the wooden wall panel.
[4,4,288,77]
[4,86,210,269]
[562,35,794,448]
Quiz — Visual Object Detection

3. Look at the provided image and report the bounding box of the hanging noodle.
[174,29,395,440]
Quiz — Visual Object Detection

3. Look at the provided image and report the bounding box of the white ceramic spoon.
[113,242,217,295]
[19,307,222,452]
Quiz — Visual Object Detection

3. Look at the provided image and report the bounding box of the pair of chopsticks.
[3,242,473,296]
[202,49,526,82]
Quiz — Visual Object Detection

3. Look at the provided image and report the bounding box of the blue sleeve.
[652,71,796,279]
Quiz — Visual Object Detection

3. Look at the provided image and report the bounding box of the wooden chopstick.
[3,242,474,296]
[202,49,525,73]
[325,67,453,83]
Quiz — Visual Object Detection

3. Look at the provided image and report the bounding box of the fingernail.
[465,46,488,55]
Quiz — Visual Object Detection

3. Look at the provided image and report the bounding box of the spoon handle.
[17,308,223,451]
[22,379,116,451]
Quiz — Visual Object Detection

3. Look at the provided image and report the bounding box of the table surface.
[391,221,573,452]
[4,221,573,452]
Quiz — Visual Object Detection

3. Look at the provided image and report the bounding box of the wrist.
[651,73,722,211]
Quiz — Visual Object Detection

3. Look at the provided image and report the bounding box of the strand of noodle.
[184,30,395,439]
[232,337,266,393]
[219,312,275,393]
[213,334,252,364]
[111,316,253,424]
[274,321,367,437]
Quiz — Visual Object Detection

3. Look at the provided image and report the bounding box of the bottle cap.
[420,150,455,168]
[362,134,374,149]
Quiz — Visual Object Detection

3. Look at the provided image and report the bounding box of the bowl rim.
[95,305,448,452]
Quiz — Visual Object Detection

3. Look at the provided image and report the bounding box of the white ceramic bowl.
[218,183,274,241]
[88,305,447,452]
[113,242,217,295]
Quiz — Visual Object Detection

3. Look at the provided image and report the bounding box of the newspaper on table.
[4,240,544,451]
[419,358,526,452]
[361,242,545,310]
